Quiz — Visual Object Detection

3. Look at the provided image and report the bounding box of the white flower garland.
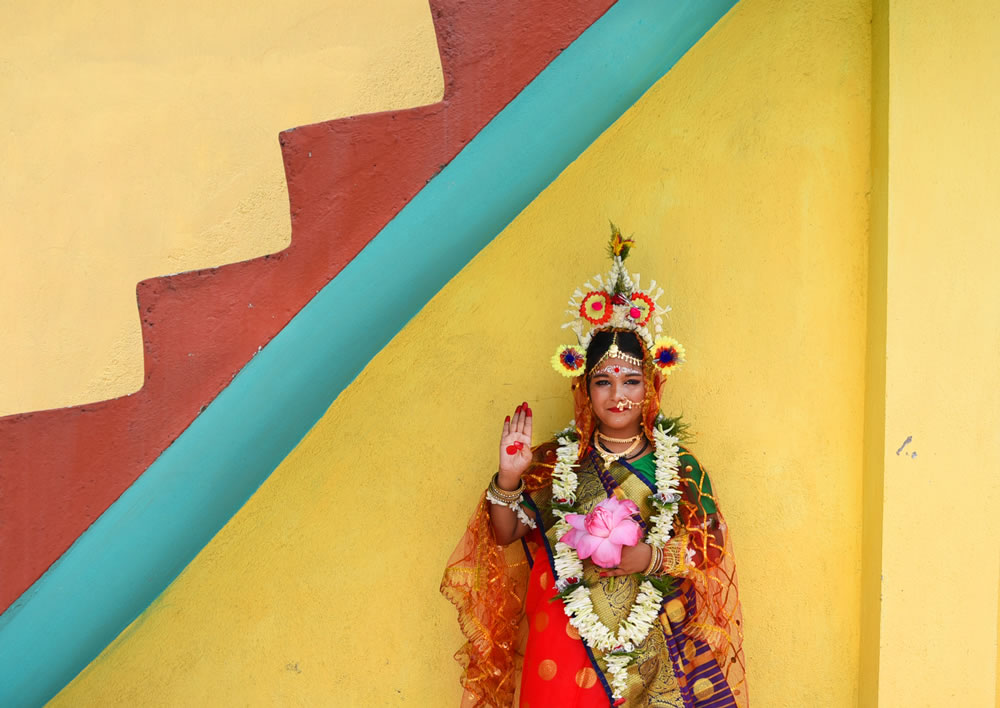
[549,417,683,702]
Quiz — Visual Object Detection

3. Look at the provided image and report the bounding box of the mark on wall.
[895,435,917,458]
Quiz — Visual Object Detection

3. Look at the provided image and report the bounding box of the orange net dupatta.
[679,474,748,707]
[440,449,556,707]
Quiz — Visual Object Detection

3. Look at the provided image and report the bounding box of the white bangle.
[486,488,537,529]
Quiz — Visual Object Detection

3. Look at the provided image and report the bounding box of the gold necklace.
[593,435,642,467]
[596,430,643,445]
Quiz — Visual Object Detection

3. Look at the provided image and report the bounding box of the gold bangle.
[643,545,661,576]
[490,473,524,497]
[489,473,524,503]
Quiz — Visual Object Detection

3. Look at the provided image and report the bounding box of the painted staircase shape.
[0,0,617,615]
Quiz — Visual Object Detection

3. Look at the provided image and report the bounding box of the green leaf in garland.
[549,580,592,603]
[550,500,577,514]
[644,574,678,596]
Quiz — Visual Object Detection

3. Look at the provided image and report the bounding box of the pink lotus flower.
[560,497,643,568]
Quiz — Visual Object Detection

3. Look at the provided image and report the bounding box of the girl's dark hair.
[585,329,645,372]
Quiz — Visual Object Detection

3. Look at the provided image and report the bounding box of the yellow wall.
[51,0,872,705]
[875,1,1000,705]
[859,0,889,703]
[0,0,442,417]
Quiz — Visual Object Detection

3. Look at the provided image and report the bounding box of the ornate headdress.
[551,223,686,378]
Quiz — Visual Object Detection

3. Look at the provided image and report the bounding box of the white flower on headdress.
[551,224,681,375]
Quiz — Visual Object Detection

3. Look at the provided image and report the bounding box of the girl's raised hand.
[498,401,533,486]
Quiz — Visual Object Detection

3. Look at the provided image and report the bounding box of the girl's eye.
[595,380,610,386]
[626,378,641,385]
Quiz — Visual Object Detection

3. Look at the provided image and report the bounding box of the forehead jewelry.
[593,363,643,377]
[593,331,644,372]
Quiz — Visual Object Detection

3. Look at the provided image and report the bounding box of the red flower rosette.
[628,292,655,326]
[579,291,613,325]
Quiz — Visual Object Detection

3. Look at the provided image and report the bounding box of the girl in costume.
[442,228,747,707]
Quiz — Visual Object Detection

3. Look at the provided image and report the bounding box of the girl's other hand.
[600,542,653,577]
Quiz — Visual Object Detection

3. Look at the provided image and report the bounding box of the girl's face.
[587,357,646,433]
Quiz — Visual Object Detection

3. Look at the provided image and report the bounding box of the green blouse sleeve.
[679,449,718,515]
[629,449,719,516]
[629,453,657,487]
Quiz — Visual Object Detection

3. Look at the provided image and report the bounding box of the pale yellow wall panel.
[878,2,1000,704]
[0,0,443,416]
[53,0,871,705]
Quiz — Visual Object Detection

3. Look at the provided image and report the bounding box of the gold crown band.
[591,331,645,372]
